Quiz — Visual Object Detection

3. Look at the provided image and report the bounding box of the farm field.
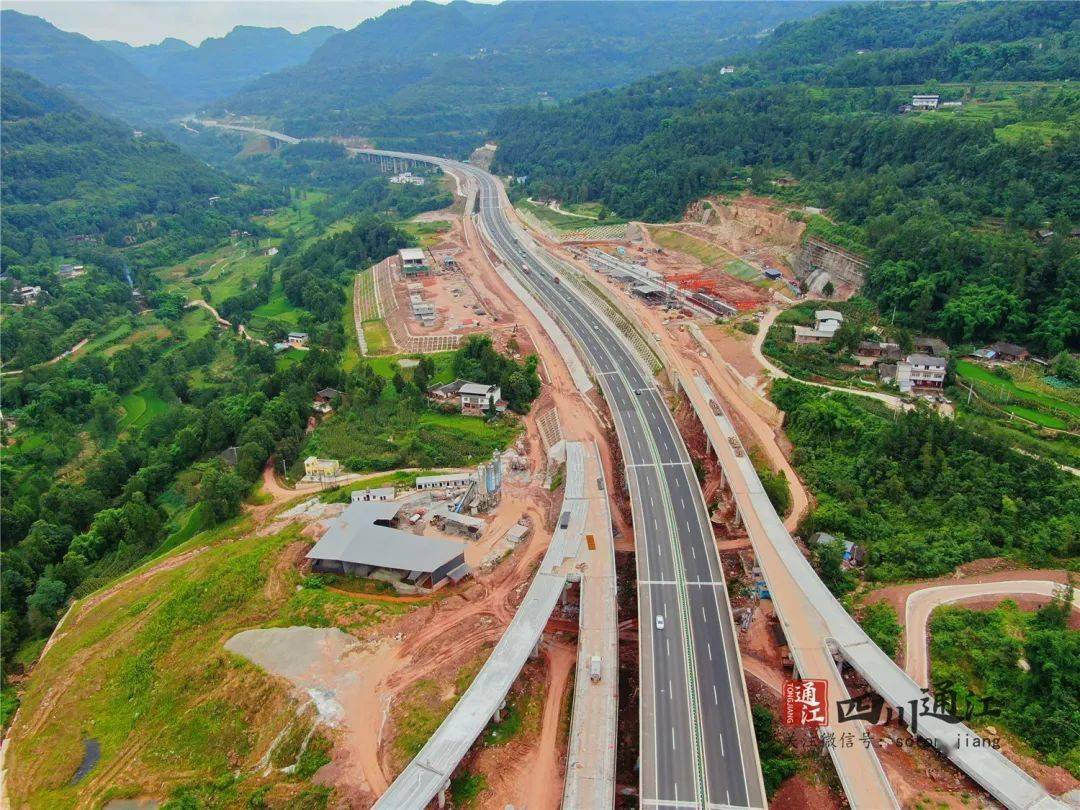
[101,322,171,357]
[157,240,272,304]
[401,220,452,249]
[912,90,1077,145]
[251,286,305,326]
[955,360,1079,421]
[120,390,168,430]
[82,318,135,357]
[258,190,329,238]
[274,348,306,370]
[1003,405,1069,430]
[179,306,216,340]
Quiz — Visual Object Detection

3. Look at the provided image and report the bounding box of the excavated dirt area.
[261,188,636,808]
[463,639,577,809]
[697,321,765,378]
[629,229,770,309]
[693,195,806,270]
[225,627,363,728]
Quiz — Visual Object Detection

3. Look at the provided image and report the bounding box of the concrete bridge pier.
[493,697,507,724]
[437,778,451,808]
[531,638,541,659]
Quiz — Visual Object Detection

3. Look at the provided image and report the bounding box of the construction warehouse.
[306,500,470,589]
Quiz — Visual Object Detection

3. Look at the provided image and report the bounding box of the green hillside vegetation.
[3,520,421,807]
[954,360,1080,425]
[516,199,625,231]
[930,595,1079,777]
[0,10,180,121]
[303,336,538,474]
[770,379,1079,590]
[493,2,1080,356]
[222,0,838,151]
[0,320,345,675]
[0,69,284,361]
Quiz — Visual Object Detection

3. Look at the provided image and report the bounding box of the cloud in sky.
[2,1,408,46]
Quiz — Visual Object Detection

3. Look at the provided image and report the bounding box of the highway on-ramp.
[368,150,768,809]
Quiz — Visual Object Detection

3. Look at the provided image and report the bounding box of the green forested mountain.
[222,0,838,152]
[492,1,1080,354]
[0,68,286,372]
[754,0,1079,83]
[103,25,341,106]
[0,70,242,271]
[0,10,181,121]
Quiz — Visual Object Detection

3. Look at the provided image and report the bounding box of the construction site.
[488,181,1076,810]
[253,171,633,809]
[15,143,1070,810]
[545,196,818,322]
[362,212,522,355]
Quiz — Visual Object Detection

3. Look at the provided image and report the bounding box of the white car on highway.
[655,614,665,630]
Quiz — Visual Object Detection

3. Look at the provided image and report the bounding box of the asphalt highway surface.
[443,160,767,809]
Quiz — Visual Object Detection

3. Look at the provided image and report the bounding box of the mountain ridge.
[221,0,840,151]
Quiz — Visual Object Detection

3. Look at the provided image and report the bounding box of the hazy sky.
[0,0,431,45]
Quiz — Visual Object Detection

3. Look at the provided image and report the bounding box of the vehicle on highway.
[589,655,602,682]
[655,615,665,630]
[635,388,643,395]
[521,264,530,273]
[553,276,561,284]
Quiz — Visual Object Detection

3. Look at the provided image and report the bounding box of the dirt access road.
[751,306,908,411]
[863,572,1077,687]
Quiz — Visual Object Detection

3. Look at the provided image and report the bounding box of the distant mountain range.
[0,9,339,122]
[217,0,840,151]
[2,1,840,149]
[0,10,179,122]
[101,25,340,105]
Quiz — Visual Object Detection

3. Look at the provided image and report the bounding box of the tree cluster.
[451,335,541,413]
[491,2,1080,354]
[771,379,1079,586]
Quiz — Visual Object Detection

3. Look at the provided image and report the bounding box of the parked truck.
[589,655,602,682]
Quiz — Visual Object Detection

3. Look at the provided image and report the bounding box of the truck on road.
[589,655,602,682]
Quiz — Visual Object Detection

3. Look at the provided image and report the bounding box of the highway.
[196,123,1068,810]
[365,150,767,809]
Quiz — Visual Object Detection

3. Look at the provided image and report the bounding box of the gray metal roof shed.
[307,501,465,574]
